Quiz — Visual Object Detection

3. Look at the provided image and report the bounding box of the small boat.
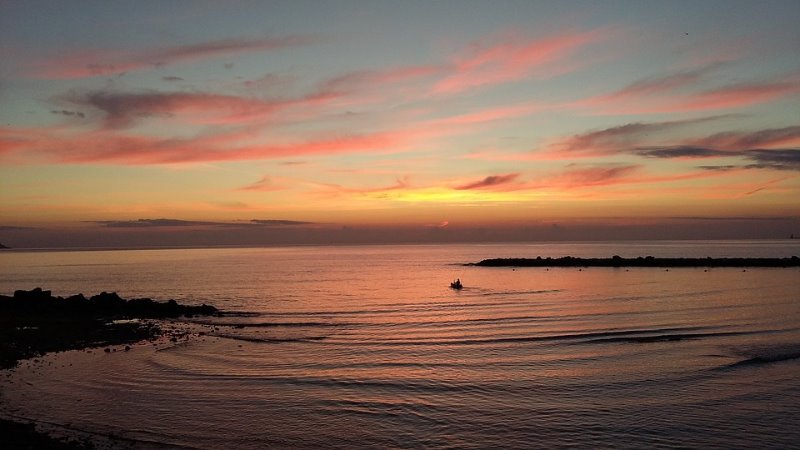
[450,279,463,290]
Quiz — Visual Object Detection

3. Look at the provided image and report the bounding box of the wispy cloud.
[635,146,730,159]
[690,125,800,150]
[95,218,313,228]
[577,69,800,115]
[744,149,800,171]
[31,35,323,79]
[552,121,800,171]
[600,67,714,99]
[96,218,222,228]
[433,28,613,94]
[322,65,444,95]
[60,88,338,128]
[671,80,800,112]
[237,176,286,192]
[319,177,412,196]
[531,165,642,190]
[0,124,407,165]
[543,116,729,158]
[455,173,520,190]
[248,219,313,226]
[635,146,800,171]
[430,102,543,126]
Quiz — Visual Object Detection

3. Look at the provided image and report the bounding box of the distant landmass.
[469,256,800,268]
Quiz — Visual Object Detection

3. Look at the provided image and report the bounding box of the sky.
[1,0,799,247]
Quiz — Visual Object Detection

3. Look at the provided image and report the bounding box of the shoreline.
[468,255,800,267]
[0,288,220,448]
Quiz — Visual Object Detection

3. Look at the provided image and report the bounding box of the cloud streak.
[544,116,730,158]
[433,28,612,94]
[32,35,322,79]
[555,121,800,171]
[237,176,285,192]
[95,218,313,228]
[455,173,520,190]
[61,88,339,128]
[577,70,800,115]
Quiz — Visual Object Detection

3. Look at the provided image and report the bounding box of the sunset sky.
[1,1,799,247]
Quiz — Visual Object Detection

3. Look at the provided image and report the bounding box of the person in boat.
[451,278,463,288]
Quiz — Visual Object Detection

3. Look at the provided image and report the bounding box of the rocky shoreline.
[469,255,800,267]
[0,288,220,448]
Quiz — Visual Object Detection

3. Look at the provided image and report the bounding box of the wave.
[583,330,760,344]
[720,344,800,369]
[191,320,354,328]
[325,326,742,347]
[213,333,328,344]
[480,289,562,296]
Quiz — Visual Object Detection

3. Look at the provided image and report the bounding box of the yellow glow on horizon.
[357,187,546,204]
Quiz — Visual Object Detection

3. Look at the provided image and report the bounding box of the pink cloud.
[433,28,611,94]
[688,125,800,151]
[672,80,800,112]
[577,72,800,115]
[5,92,523,165]
[0,125,407,165]
[31,35,322,79]
[321,65,444,95]
[431,102,543,127]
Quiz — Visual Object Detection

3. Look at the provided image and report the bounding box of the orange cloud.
[448,164,742,196]
[318,176,412,196]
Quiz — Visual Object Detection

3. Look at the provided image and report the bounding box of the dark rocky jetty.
[0,288,218,369]
[469,255,800,268]
[0,289,219,448]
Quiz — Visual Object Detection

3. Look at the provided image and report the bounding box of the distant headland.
[468,255,800,268]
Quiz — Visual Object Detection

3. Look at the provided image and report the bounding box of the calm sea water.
[2,241,800,449]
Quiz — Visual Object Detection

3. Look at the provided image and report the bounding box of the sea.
[1,240,799,449]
